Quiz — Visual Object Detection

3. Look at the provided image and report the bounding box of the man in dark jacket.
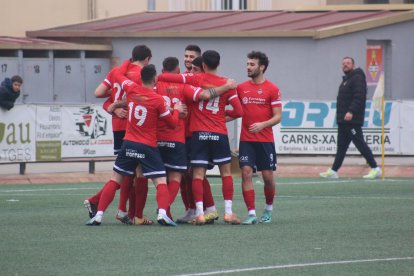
[0,75,23,111]
[320,57,381,179]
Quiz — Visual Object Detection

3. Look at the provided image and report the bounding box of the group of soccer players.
[83,44,282,226]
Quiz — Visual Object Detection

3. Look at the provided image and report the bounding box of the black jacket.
[336,67,367,126]
[0,78,20,110]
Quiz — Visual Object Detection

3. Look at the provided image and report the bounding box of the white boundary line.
[0,187,97,193]
[277,195,414,200]
[0,178,411,191]
[208,179,414,186]
[206,180,353,186]
[1,194,413,201]
[176,257,414,276]
[0,178,412,194]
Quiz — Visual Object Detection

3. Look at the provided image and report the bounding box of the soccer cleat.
[223,213,241,225]
[259,210,272,223]
[191,214,206,225]
[242,215,258,225]
[157,213,177,227]
[319,168,339,179]
[133,216,153,225]
[116,213,133,225]
[176,210,197,224]
[363,168,382,179]
[85,215,102,226]
[83,199,97,219]
[204,210,219,224]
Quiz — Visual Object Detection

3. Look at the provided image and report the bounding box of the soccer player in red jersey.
[156,56,237,221]
[84,45,152,225]
[175,55,220,224]
[229,51,282,225]
[86,64,185,226]
[158,50,244,225]
[177,45,202,222]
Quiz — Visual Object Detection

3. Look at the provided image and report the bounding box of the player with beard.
[177,56,219,224]
[228,51,282,225]
[183,45,201,73]
[156,56,237,220]
[158,50,244,225]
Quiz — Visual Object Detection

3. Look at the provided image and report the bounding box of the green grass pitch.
[1,177,413,275]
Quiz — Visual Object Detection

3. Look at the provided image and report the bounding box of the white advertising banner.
[35,105,63,161]
[1,101,413,165]
[60,105,114,158]
[274,100,408,155]
[0,105,36,163]
[399,101,414,156]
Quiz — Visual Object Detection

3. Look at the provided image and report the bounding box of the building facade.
[2,0,414,36]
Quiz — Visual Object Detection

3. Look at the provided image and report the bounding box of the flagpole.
[381,94,385,180]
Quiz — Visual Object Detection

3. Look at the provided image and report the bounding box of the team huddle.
[83,44,282,226]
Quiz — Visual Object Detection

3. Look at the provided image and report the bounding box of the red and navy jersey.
[118,79,179,147]
[237,80,282,142]
[155,81,202,143]
[125,63,143,84]
[180,72,239,135]
[102,62,143,131]
[102,68,126,131]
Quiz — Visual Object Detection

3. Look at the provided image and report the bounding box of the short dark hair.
[191,56,203,68]
[343,56,355,64]
[162,57,179,72]
[11,75,23,84]
[131,45,152,62]
[185,44,201,55]
[202,50,220,70]
[140,64,157,84]
[247,51,269,73]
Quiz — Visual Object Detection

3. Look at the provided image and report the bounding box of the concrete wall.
[94,0,147,18]
[0,0,87,37]
[0,0,149,37]
[111,20,414,102]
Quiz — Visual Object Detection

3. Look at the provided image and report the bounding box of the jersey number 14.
[199,96,220,114]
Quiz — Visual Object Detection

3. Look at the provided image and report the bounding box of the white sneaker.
[157,213,177,227]
[363,168,382,179]
[319,168,339,179]
[83,199,97,219]
[86,214,102,226]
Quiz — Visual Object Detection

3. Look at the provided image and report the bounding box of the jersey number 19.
[128,102,148,126]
